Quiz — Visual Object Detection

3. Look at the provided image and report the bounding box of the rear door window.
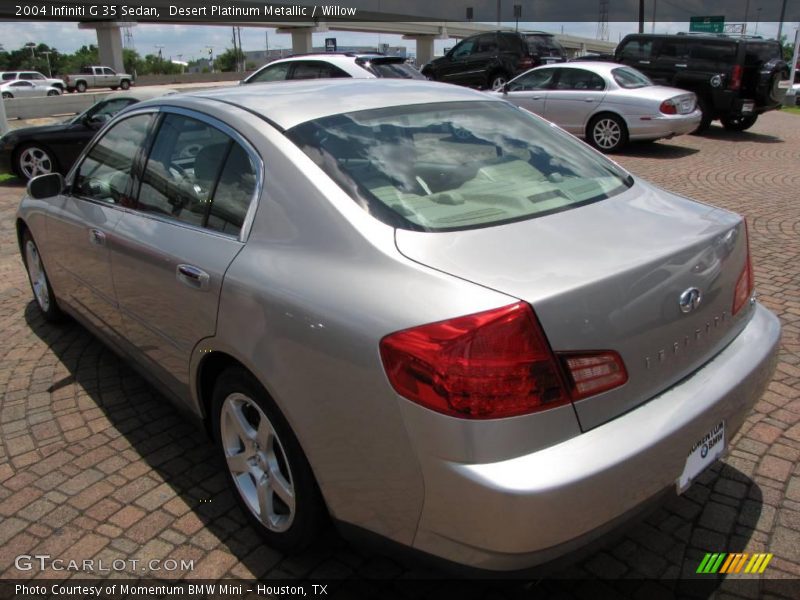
[657,39,690,61]
[618,38,654,61]
[688,41,736,70]
[289,61,350,80]
[554,68,605,91]
[136,113,257,235]
[476,34,498,53]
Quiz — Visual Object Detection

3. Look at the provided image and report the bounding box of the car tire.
[21,230,65,323]
[15,144,58,181]
[487,71,509,91]
[2,92,12,99]
[587,113,628,153]
[720,115,758,132]
[46,89,59,96]
[120,80,130,90]
[76,81,87,93]
[691,97,713,134]
[212,367,325,553]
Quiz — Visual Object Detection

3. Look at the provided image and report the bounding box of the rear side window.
[525,35,565,57]
[74,114,154,205]
[612,67,652,88]
[744,43,781,66]
[2,73,16,81]
[136,113,256,234]
[362,60,425,79]
[689,41,736,67]
[618,38,653,61]
[290,61,349,80]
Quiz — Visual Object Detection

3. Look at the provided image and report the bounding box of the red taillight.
[729,65,742,90]
[732,221,754,315]
[518,57,535,70]
[659,100,678,115]
[379,302,569,419]
[560,352,628,401]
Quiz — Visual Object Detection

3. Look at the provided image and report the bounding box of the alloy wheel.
[25,240,50,312]
[221,392,296,532]
[18,147,54,179]
[592,118,622,150]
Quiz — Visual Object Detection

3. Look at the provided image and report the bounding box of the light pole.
[40,51,52,77]
[754,8,761,35]
[24,42,36,68]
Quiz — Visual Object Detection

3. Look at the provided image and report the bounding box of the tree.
[214,47,244,72]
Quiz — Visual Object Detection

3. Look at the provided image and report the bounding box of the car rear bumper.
[628,109,702,140]
[411,303,780,570]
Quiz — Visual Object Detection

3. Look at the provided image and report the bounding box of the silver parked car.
[493,62,701,152]
[17,79,779,571]
[1,79,61,99]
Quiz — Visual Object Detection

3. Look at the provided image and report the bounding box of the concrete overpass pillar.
[410,35,435,67]
[290,29,314,54]
[78,21,131,74]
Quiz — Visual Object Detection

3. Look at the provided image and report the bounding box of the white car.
[492,62,701,152]
[0,79,61,99]
[241,53,424,84]
[0,70,64,91]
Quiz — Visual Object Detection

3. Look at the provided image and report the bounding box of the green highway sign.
[690,16,725,33]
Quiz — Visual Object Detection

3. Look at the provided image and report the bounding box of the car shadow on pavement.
[21,302,782,598]
[616,142,700,159]
[698,126,783,144]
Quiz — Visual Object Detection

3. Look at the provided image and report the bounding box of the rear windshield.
[525,35,566,57]
[359,59,425,80]
[287,101,632,232]
[612,67,652,88]
[744,43,782,66]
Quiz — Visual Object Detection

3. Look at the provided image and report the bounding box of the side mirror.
[27,172,64,199]
[502,82,510,94]
[84,114,108,129]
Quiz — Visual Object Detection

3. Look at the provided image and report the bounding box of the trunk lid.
[395,181,752,431]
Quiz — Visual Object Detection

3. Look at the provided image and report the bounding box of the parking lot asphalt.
[0,112,799,597]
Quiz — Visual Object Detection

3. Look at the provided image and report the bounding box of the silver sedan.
[0,79,61,99]
[17,79,778,571]
[492,62,701,152]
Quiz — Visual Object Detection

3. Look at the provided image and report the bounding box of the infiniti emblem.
[679,287,702,314]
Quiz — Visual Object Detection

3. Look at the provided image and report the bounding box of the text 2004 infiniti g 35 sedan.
[17,79,779,570]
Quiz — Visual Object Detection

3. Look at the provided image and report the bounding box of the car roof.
[104,88,177,102]
[173,79,491,130]
[530,61,623,74]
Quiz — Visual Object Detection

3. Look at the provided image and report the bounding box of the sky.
[0,20,797,62]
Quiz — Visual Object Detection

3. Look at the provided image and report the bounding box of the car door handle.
[584,98,596,102]
[88,228,106,246]
[176,264,210,290]
[675,63,688,68]
[639,60,650,65]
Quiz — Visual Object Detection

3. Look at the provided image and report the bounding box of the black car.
[422,31,567,90]
[0,89,172,181]
[615,33,789,132]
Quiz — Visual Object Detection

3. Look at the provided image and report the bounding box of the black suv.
[422,31,567,90]
[615,33,789,132]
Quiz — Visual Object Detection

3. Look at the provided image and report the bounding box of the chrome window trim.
[67,105,264,244]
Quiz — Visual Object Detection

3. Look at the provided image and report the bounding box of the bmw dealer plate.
[677,421,725,493]
[742,101,755,114]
